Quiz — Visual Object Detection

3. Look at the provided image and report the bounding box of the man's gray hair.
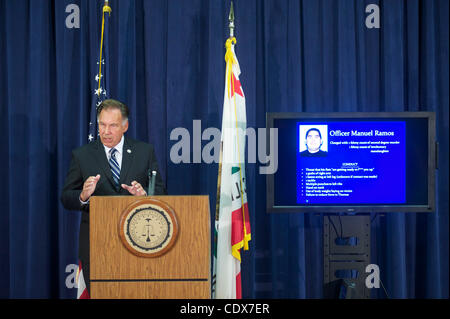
[97,99,129,122]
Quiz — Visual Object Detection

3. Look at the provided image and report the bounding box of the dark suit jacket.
[60,137,166,291]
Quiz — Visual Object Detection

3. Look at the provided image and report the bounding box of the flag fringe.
[231,233,252,262]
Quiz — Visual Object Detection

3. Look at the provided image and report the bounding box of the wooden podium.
[89,195,211,299]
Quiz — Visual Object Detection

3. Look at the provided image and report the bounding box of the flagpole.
[228,1,234,38]
[214,1,251,299]
[227,1,250,253]
[213,1,235,298]
[97,0,112,93]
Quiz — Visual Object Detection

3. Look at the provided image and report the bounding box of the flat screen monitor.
[266,112,436,213]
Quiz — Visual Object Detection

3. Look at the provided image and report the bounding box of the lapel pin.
[127,149,132,153]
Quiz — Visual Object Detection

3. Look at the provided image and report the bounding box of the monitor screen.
[266,112,436,213]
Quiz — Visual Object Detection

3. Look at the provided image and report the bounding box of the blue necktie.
[109,148,120,187]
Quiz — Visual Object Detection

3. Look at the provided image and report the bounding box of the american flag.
[77,0,112,300]
[88,0,111,143]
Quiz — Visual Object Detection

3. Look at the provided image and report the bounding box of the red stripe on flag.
[231,202,251,262]
[231,72,244,98]
[79,289,90,299]
[231,202,251,248]
[77,261,90,299]
[236,271,242,299]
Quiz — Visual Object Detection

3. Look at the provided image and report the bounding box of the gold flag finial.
[228,1,235,38]
[103,0,112,15]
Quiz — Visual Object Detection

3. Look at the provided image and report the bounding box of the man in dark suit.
[60,99,166,295]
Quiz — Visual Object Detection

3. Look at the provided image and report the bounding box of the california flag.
[214,37,251,299]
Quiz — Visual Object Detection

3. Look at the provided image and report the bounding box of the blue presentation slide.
[296,121,406,204]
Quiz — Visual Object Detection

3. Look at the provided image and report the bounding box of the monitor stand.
[323,214,371,299]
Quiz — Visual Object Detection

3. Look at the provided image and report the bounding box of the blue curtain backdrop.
[0,0,448,298]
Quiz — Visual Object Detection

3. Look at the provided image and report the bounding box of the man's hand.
[121,181,147,196]
[80,174,101,202]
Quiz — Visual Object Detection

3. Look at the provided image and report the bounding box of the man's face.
[98,108,128,148]
[305,130,322,153]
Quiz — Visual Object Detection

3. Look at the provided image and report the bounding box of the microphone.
[147,169,156,196]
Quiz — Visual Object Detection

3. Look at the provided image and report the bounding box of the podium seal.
[119,198,179,257]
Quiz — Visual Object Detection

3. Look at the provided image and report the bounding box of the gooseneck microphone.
[147,169,156,196]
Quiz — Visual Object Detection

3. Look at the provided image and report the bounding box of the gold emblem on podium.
[119,199,178,257]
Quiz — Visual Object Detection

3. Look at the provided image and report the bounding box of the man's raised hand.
[80,174,101,202]
[121,181,147,196]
